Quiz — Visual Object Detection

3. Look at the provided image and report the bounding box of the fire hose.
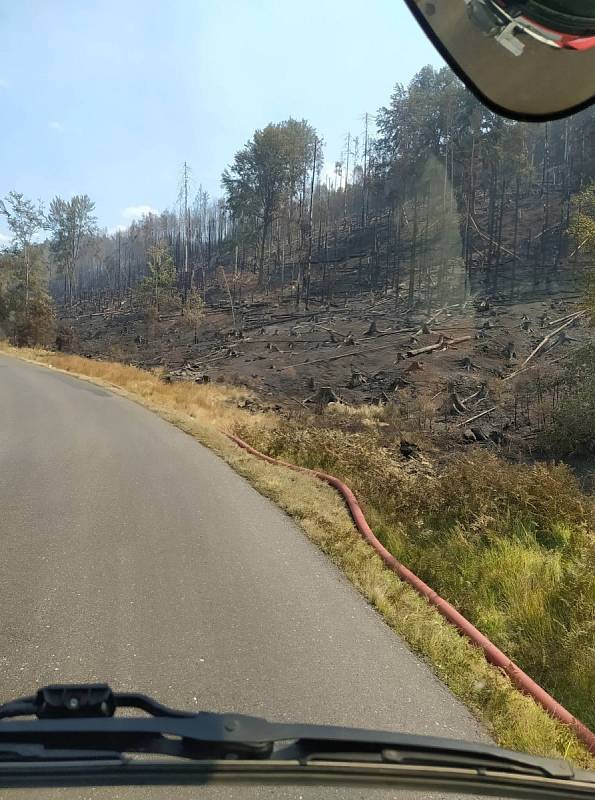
[226,431,595,754]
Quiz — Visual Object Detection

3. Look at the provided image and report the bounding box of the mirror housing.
[404,0,595,120]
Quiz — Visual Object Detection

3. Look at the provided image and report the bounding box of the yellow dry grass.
[2,343,593,768]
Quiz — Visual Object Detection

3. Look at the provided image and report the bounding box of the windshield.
[0,1,593,798]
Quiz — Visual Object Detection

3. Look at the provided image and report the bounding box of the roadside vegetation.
[540,183,595,458]
[2,343,593,768]
[0,193,55,347]
[236,411,595,731]
[538,343,595,459]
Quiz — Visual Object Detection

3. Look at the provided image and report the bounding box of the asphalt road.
[0,354,487,798]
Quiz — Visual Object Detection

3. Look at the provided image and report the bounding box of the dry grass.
[2,343,593,768]
[2,347,267,432]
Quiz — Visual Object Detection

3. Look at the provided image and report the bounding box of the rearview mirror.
[404,0,595,120]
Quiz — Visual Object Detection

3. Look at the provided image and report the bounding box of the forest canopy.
[1,64,594,338]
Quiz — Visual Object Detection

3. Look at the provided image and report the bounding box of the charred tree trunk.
[407,193,418,306]
[511,175,520,298]
[493,175,506,292]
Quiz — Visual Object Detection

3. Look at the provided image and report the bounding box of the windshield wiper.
[0,684,593,798]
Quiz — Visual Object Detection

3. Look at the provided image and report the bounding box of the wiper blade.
[0,684,593,796]
[0,743,122,763]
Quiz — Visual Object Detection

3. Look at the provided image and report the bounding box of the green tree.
[281,117,319,212]
[47,194,97,306]
[0,191,45,314]
[223,124,289,284]
[0,251,13,332]
[0,247,55,346]
[138,240,177,311]
[183,287,204,344]
[222,119,320,285]
[375,66,462,193]
[569,181,595,314]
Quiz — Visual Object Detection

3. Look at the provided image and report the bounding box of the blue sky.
[0,0,442,239]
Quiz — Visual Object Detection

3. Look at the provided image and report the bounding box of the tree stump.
[348,370,368,388]
[306,386,340,406]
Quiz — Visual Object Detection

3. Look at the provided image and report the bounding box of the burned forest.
[2,65,594,464]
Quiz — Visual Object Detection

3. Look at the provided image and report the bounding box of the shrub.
[539,345,595,458]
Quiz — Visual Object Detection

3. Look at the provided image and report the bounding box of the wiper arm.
[0,685,274,762]
[0,684,194,720]
[0,684,593,797]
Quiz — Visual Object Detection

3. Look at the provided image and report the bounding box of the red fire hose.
[226,432,595,754]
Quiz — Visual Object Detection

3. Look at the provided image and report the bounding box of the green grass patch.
[236,415,595,732]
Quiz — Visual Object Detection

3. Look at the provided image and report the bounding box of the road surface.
[0,354,487,798]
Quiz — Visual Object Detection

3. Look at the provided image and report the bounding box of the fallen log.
[469,215,522,261]
[364,326,417,340]
[407,334,471,358]
[505,311,586,379]
[547,310,584,327]
[462,384,488,407]
[309,323,350,339]
[407,336,447,357]
[567,233,593,260]
[415,307,445,336]
[455,406,497,428]
[278,340,403,370]
[451,392,468,415]
[543,330,578,354]
[193,348,241,366]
